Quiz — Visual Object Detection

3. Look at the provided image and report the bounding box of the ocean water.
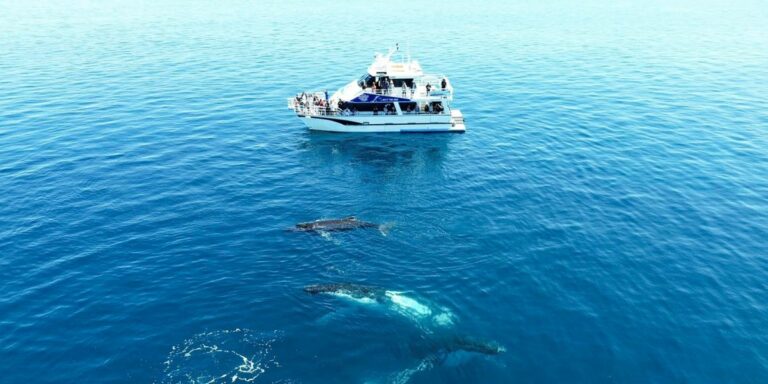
[1,0,768,382]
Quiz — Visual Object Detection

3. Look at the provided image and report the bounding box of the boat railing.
[358,85,452,100]
[290,101,449,117]
[414,75,453,97]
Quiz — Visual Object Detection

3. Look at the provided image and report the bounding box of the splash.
[431,312,455,327]
[161,329,283,384]
[388,356,437,384]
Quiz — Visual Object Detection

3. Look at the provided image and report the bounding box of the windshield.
[357,74,374,88]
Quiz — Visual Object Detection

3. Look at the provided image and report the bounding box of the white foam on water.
[388,357,435,384]
[162,329,281,383]
[431,312,455,327]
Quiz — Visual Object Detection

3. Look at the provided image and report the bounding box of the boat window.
[398,102,417,112]
[344,102,393,112]
[394,79,413,88]
[358,74,375,88]
[430,101,445,114]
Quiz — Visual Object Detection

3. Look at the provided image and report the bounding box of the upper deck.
[367,48,423,78]
[288,46,457,117]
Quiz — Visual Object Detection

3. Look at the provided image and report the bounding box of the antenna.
[407,41,411,63]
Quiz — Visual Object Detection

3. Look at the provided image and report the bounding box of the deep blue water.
[2,1,768,382]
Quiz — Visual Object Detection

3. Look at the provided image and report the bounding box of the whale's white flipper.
[314,306,362,326]
[305,284,454,330]
[384,291,455,329]
[385,291,432,318]
[330,291,377,305]
[378,222,395,236]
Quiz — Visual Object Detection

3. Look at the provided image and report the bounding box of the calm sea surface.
[1,1,768,382]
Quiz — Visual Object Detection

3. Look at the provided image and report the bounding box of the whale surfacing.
[303,283,455,329]
[302,283,503,383]
[390,335,504,384]
[293,216,378,233]
[304,283,381,300]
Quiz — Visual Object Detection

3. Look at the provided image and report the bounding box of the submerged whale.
[292,216,379,233]
[304,283,503,383]
[421,335,505,356]
[388,335,504,384]
[304,283,455,328]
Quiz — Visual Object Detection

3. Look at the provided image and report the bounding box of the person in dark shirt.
[441,78,447,90]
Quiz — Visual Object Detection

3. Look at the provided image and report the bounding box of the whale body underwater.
[304,283,503,383]
[304,283,456,328]
[304,283,503,353]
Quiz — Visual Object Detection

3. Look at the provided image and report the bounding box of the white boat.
[288,47,465,133]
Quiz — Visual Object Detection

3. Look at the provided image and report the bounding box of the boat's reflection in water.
[297,132,457,183]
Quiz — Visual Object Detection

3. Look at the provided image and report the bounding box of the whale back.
[447,336,505,355]
[304,283,381,299]
[294,217,378,232]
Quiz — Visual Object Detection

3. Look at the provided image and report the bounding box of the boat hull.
[297,112,465,133]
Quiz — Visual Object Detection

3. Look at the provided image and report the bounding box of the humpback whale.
[386,335,504,383]
[304,283,380,298]
[292,216,379,233]
[303,283,455,328]
[424,335,505,356]
[303,283,503,383]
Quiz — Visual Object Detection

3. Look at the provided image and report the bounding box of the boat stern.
[450,109,466,132]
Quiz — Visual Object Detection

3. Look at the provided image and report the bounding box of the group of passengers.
[294,92,328,109]
[372,104,398,115]
[335,102,444,116]
[425,79,448,96]
[370,78,396,96]
[361,77,449,98]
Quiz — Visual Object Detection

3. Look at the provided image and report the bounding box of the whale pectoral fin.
[314,310,341,326]
[314,306,359,325]
[378,222,395,236]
